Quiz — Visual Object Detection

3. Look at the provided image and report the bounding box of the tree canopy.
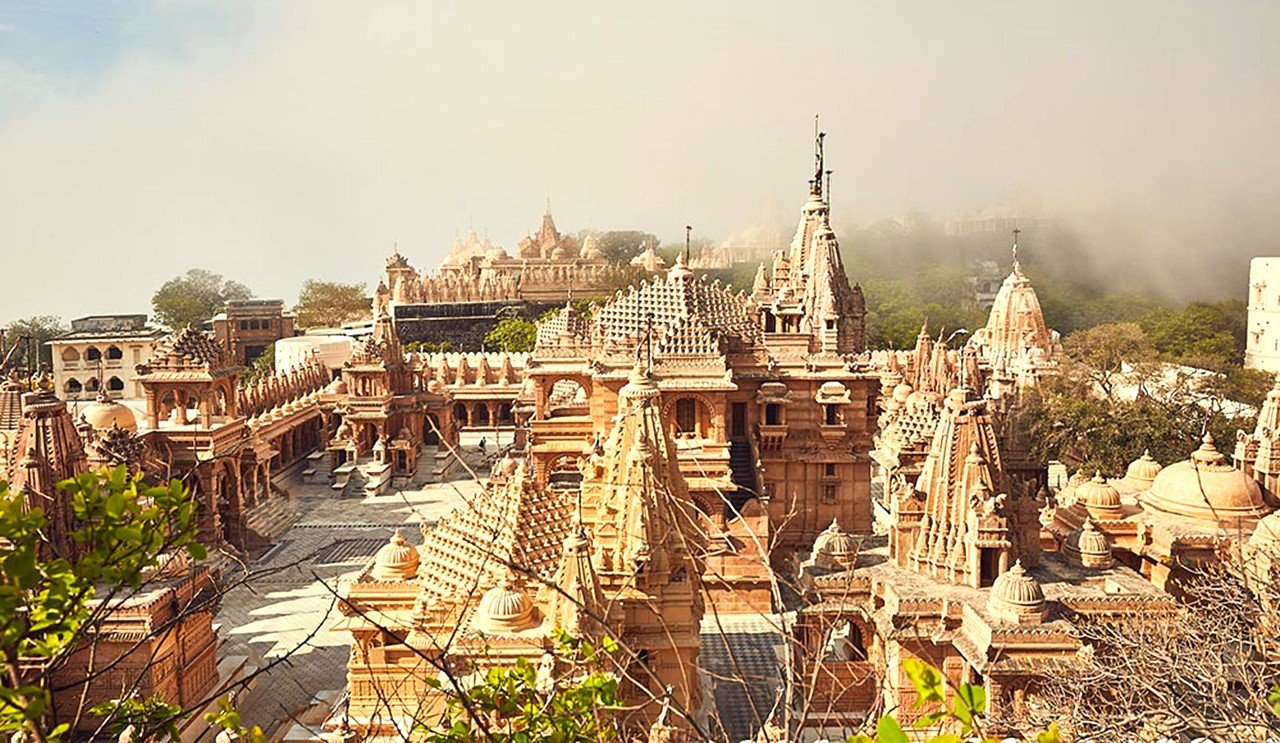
[0,467,206,741]
[2,315,68,369]
[151,269,253,330]
[592,230,659,263]
[293,279,370,329]
[483,317,537,353]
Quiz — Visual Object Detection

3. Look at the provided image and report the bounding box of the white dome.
[988,561,1046,624]
[474,577,537,633]
[370,530,419,581]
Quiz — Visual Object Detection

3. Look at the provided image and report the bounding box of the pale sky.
[2,1,1279,321]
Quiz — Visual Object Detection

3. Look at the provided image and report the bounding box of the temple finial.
[1011,227,1021,270]
[684,225,692,265]
[811,116,826,197]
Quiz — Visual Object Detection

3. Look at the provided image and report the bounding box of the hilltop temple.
[333,131,880,737]
[372,208,614,312]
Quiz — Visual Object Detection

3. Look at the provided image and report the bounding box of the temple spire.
[1011,228,1022,273]
[684,225,692,265]
[811,115,826,197]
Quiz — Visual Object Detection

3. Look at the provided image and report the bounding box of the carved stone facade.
[372,209,620,313]
[339,366,703,738]
[797,386,1175,737]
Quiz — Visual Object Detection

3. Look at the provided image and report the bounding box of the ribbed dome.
[370,530,419,581]
[892,383,913,403]
[1125,450,1163,485]
[474,576,536,633]
[988,561,1046,624]
[1141,434,1269,529]
[485,246,510,261]
[814,518,859,570]
[80,391,137,432]
[1077,472,1123,519]
[1248,511,1280,554]
[1076,519,1114,569]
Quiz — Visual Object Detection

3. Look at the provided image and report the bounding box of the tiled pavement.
[214,455,484,738]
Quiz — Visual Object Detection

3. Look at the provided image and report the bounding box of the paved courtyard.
[214,450,486,738]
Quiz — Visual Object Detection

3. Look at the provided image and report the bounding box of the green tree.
[1140,300,1245,365]
[293,280,370,329]
[594,231,659,263]
[151,269,253,330]
[2,315,68,369]
[246,344,274,382]
[0,466,206,741]
[483,317,537,353]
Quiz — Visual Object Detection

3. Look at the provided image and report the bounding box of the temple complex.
[794,385,1175,737]
[372,208,618,315]
[332,131,885,738]
[338,365,704,738]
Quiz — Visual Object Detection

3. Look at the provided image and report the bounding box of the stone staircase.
[302,450,331,485]
[242,489,300,554]
[728,439,759,509]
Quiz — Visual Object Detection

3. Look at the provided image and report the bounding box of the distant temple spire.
[811,115,826,197]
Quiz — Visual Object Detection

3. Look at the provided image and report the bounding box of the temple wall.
[392,301,559,351]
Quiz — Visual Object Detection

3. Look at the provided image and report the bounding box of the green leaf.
[1036,722,1061,743]
[953,682,985,726]
[902,658,945,705]
[876,715,908,743]
[925,735,964,743]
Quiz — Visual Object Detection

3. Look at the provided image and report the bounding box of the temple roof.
[591,256,762,358]
[411,458,573,616]
[139,327,238,378]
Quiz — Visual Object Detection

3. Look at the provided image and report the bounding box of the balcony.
[757,423,788,452]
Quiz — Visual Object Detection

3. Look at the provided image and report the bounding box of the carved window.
[824,403,840,425]
[765,403,782,425]
[675,398,697,434]
[85,346,102,361]
[107,376,124,392]
[824,463,837,478]
[822,484,837,503]
[106,345,123,360]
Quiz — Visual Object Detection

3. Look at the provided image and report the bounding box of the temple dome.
[1076,519,1114,569]
[814,518,859,570]
[80,391,137,432]
[1141,434,1269,529]
[1077,472,1123,519]
[370,530,419,581]
[987,561,1046,624]
[485,246,510,261]
[1124,450,1163,486]
[892,383,913,403]
[474,577,537,633]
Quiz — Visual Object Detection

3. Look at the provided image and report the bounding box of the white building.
[48,315,166,401]
[1246,257,1280,372]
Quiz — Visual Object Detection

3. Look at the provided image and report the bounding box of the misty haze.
[5,3,1280,743]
